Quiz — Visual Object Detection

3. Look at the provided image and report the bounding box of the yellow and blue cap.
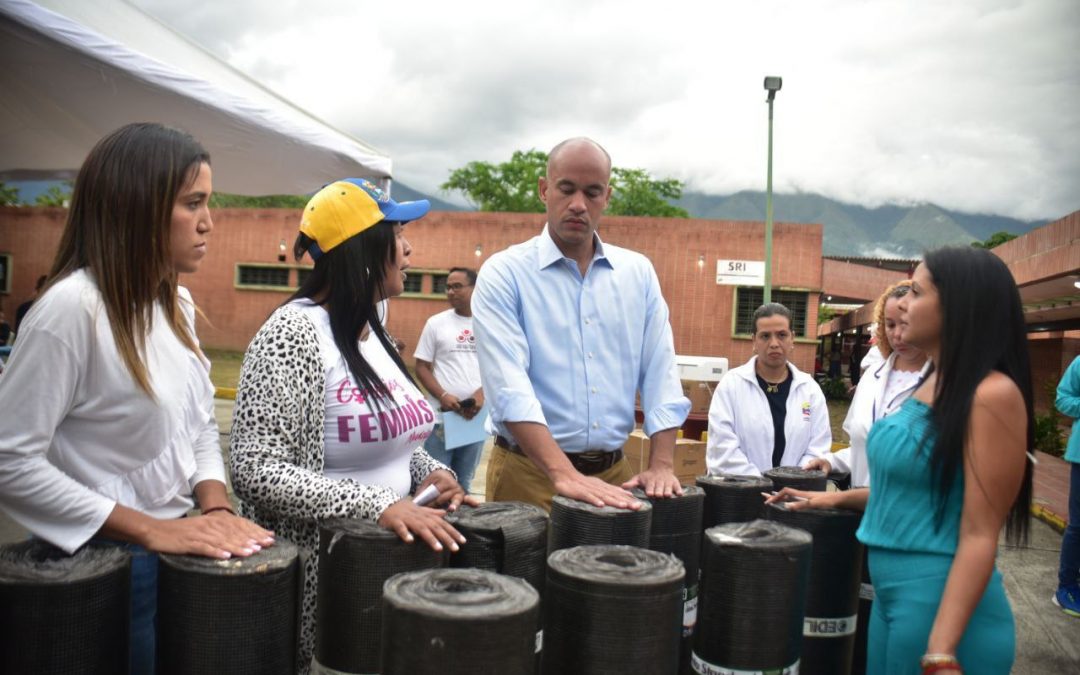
[299,178,430,260]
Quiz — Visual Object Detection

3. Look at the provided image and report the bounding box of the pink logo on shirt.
[455,328,476,344]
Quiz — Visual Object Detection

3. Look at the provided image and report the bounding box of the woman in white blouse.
[826,280,931,487]
[0,123,273,674]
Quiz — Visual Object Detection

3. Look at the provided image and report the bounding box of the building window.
[431,273,449,294]
[296,267,313,288]
[236,265,290,288]
[0,253,11,294]
[403,271,423,293]
[734,287,809,336]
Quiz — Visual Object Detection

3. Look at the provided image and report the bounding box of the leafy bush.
[820,377,849,401]
[1034,413,1065,457]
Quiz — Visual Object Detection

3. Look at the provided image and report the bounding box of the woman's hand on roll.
[416,469,479,512]
[138,510,274,559]
[378,498,467,552]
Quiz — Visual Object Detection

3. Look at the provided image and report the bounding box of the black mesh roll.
[633,487,705,675]
[693,520,811,673]
[547,494,652,554]
[696,474,772,529]
[765,466,828,492]
[0,540,130,675]
[315,518,446,674]
[543,545,684,675]
[381,568,539,674]
[447,501,549,670]
[852,545,872,675]
[447,501,549,595]
[766,503,864,675]
[157,540,300,675]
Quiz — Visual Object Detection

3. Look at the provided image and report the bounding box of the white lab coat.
[706,356,832,476]
[830,353,932,487]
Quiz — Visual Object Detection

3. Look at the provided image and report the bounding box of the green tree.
[607,168,689,218]
[34,182,73,207]
[441,150,547,213]
[0,181,20,206]
[971,231,1018,249]
[441,149,689,217]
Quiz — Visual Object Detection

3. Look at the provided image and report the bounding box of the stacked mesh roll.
[767,503,864,675]
[766,466,828,492]
[447,501,549,667]
[157,540,300,675]
[381,568,539,675]
[633,486,705,675]
[694,520,811,674]
[315,518,446,674]
[0,540,130,675]
[543,545,684,675]
[447,501,549,595]
[697,474,772,528]
[547,494,652,554]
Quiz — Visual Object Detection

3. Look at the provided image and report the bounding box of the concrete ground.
[1,397,1076,671]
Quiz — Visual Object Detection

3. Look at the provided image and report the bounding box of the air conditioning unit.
[675,355,729,382]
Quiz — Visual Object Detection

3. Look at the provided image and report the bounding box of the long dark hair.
[289,221,413,406]
[924,246,1033,545]
[50,122,210,396]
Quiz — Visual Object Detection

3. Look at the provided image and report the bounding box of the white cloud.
[132,0,1079,220]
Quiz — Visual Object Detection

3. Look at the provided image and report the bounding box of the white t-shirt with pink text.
[290,300,434,497]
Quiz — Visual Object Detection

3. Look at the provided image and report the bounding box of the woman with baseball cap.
[229,178,475,672]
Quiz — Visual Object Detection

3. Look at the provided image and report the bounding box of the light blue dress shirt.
[472,225,690,453]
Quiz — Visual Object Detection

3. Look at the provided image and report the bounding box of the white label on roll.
[535,629,543,653]
[859,582,875,600]
[803,614,858,637]
[690,652,800,674]
[683,583,699,635]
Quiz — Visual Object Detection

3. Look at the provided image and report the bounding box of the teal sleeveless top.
[856,398,964,554]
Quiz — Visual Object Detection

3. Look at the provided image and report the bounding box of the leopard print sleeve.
[229,306,400,524]
[409,447,456,492]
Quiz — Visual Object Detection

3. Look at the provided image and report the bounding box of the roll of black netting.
[157,539,300,675]
[852,546,872,675]
[766,466,828,492]
[543,545,684,675]
[696,474,773,529]
[447,501,549,668]
[693,520,811,674]
[381,568,539,675]
[547,494,652,554]
[446,501,549,595]
[0,540,129,675]
[766,503,864,675]
[633,486,705,675]
[315,518,446,674]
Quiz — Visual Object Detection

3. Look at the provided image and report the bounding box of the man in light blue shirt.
[472,137,690,510]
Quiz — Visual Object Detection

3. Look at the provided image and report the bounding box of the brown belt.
[494,436,623,476]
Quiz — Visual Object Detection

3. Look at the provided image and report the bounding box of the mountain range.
[674,190,1047,257]
[395,181,1047,257]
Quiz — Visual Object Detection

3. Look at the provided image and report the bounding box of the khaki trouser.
[484,444,634,512]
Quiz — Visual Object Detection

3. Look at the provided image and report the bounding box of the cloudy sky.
[130,0,1079,221]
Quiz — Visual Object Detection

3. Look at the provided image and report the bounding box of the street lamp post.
[763,76,782,304]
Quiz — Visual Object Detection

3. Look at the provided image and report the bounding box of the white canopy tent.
[0,0,392,195]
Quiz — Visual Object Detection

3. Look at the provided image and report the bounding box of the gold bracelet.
[920,653,961,671]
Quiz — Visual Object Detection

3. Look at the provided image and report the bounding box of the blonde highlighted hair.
[871,279,913,359]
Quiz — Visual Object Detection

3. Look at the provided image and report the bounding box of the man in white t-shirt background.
[414,267,487,493]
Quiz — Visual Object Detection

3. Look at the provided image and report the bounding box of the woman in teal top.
[769,246,1034,675]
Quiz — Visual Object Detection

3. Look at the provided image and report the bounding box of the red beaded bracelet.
[202,506,236,516]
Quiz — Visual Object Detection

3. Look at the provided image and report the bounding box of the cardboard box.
[681,380,715,415]
[622,430,706,485]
